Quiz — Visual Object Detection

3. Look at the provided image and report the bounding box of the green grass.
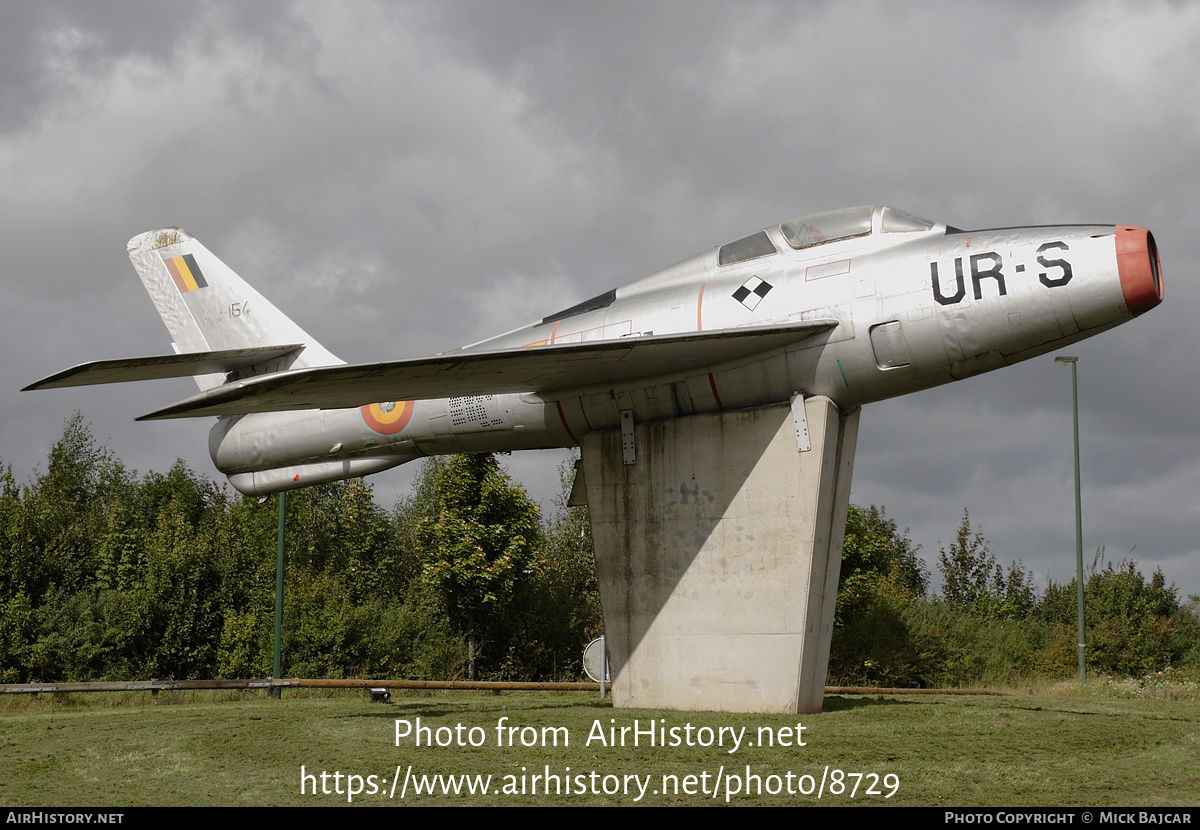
[0,686,1197,806]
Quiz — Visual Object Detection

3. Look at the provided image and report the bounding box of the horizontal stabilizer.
[137,321,838,420]
[23,345,304,390]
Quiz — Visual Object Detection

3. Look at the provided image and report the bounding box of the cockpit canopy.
[779,205,935,250]
[718,205,937,267]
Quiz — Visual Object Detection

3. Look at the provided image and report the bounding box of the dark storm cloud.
[2,0,1196,597]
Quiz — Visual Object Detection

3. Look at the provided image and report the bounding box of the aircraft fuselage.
[210,206,1161,496]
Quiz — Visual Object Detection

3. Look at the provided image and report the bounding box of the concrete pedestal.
[581,397,858,713]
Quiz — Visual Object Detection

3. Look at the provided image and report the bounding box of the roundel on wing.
[361,400,415,435]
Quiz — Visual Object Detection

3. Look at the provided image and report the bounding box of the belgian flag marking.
[361,401,415,435]
[162,253,209,293]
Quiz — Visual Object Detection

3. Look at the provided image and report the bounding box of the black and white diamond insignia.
[732,276,773,311]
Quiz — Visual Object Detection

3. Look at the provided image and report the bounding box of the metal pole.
[1070,361,1085,685]
[1055,356,1085,684]
[271,490,286,700]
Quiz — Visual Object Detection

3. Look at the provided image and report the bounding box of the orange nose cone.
[1116,226,1163,316]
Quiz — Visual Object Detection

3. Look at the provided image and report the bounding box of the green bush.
[1,418,1193,690]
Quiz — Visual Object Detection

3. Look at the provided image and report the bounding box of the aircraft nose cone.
[1116,226,1163,316]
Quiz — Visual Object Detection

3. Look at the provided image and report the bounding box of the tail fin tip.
[128,227,193,255]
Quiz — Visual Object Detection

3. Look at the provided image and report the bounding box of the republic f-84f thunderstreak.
[27,205,1163,714]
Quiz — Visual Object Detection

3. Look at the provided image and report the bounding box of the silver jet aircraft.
[27,205,1163,714]
[27,205,1162,495]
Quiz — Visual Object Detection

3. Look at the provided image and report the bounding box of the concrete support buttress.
[581,397,859,713]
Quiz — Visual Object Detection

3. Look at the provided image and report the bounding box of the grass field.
[1,682,1197,807]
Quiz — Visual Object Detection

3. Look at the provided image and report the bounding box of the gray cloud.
[4,0,1196,598]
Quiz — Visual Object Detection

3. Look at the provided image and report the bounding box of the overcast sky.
[3,0,1197,600]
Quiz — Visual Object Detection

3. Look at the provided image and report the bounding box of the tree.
[415,454,541,679]
[997,560,1038,620]
[829,505,926,686]
[840,504,926,596]
[509,455,602,679]
[1040,550,1189,675]
[19,413,132,599]
[937,509,996,609]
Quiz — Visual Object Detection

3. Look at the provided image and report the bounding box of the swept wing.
[130,321,837,420]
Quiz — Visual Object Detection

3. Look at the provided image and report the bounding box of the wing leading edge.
[133,321,838,420]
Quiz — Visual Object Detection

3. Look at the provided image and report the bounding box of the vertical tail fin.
[127,228,342,389]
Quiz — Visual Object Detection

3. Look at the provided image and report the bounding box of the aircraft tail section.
[127,228,343,390]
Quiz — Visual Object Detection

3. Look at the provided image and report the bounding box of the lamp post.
[1054,355,1085,684]
[271,490,286,700]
